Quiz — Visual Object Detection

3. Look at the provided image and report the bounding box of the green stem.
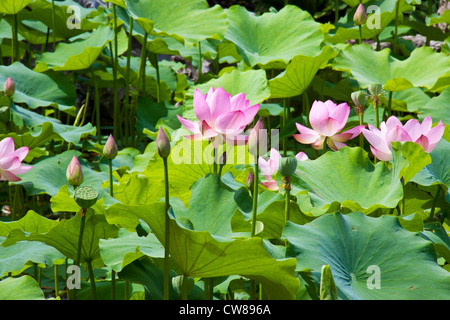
[153,54,161,103]
[374,100,380,128]
[87,260,97,300]
[358,25,362,45]
[284,183,291,223]
[11,14,18,63]
[76,208,86,267]
[250,156,259,300]
[401,177,405,216]
[92,70,101,143]
[51,0,56,51]
[163,157,171,300]
[125,17,134,146]
[108,159,116,299]
[393,0,399,54]
[205,278,213,300]
[112,4,120,142]
[375,34,381,51]
[387,91,393,117]
[334,0,339,24]
[54,264,59,299]
[429,186,442,221]
[181,274,189,300]
[282,98,288,157]
[198,41,202,80]
[138,32,148,96]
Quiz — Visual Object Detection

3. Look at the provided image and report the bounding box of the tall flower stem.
[250,155,259,300]
[334,0,339,24]
[198,41,202,80]
[76,208,86,267]
[51,0,56,51]
[87,260,97,300]
[359,112,364,148]
[124,17,134,146]
[387,91,393,117]
[108,4,120,142]
[163,157,171,300]
[429,185,441,222]
[11,14,19,63]
[108,159,116,299]
[92,70,101,143]
[358,25,363,44]
[54,264,59,299]
[393,0,400,54]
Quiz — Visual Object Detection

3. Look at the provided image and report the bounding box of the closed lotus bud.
[103,134,118,160]
[246,171,254,190]
[74,186,98,209]
[353,3,367,26]
[248,119,267,157]
[66,156,84,187]
[351,91,366,107]
[4,77,15,97]
[278,156,297,177]
[157,127,171,158]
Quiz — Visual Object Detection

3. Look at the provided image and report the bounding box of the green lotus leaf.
[0,0,34,15]
[99,228,164,273]
[125,202,300,299]
[418,88,450,124]
[171,174,247,238]
[268,46,338,98]
[124,0,227,45]
[224,5,323,69]
[11,150,108,197]
[291,147,406,216]
[0,238,65,277]
[2,209,119,270]
[332,44,450,92]
[0,62,76,111]
[34,24,114,72]
[9,104,96,145]
[282,211,450,300]
[391,141,431,184]
[410,139,450,201]
[0,276,45,300]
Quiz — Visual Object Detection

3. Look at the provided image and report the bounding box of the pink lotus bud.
[66,156,84,187]
[4,77,15,97]
[246,171,254,190]
[157,127,171,158]
[353,3,367,26]
[103,134,118,160]
[248,119,267,157]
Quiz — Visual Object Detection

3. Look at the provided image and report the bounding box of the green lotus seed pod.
[278,156,297,177]
[368,84,383,96]
[74,186,98,209]
[351,91,366,107]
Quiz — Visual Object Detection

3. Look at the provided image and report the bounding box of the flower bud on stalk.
[353,3,367,26]
[351,91,366,116]
[246,171,254,191]
[67,156,84,187]
[103,134,118,160]
[157,127,171,159]
[4,77,15,97]
[278,156,297,178]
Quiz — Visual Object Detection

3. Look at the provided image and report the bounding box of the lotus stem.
[51,0,56,51]
[198,41,202,80]
[87,260,97,300]
[125,17,134,146]
[138,32,148,96]
[153,53,161,103]
[92,70,101,143]
[181,274,189,300]
[163,157,171,300]
[54,264,59,299]
[12,14,19,63]
[250,155,259,300]
[387,91,393,117]
[393,0,399,54]
[429,185,442,222]
[108,158,116,299]
[359,112,364,148]
[76,208,86,267]
[334,0,339,24]
[358,25,362,45]
[284,178,291,223]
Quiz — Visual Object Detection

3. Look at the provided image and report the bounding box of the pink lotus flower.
[259,148,308,191]
[177,87,259,148]
[0,137,32,182]
[363,116,445,161]
[293,100,365,151]
[66,156,84,187]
